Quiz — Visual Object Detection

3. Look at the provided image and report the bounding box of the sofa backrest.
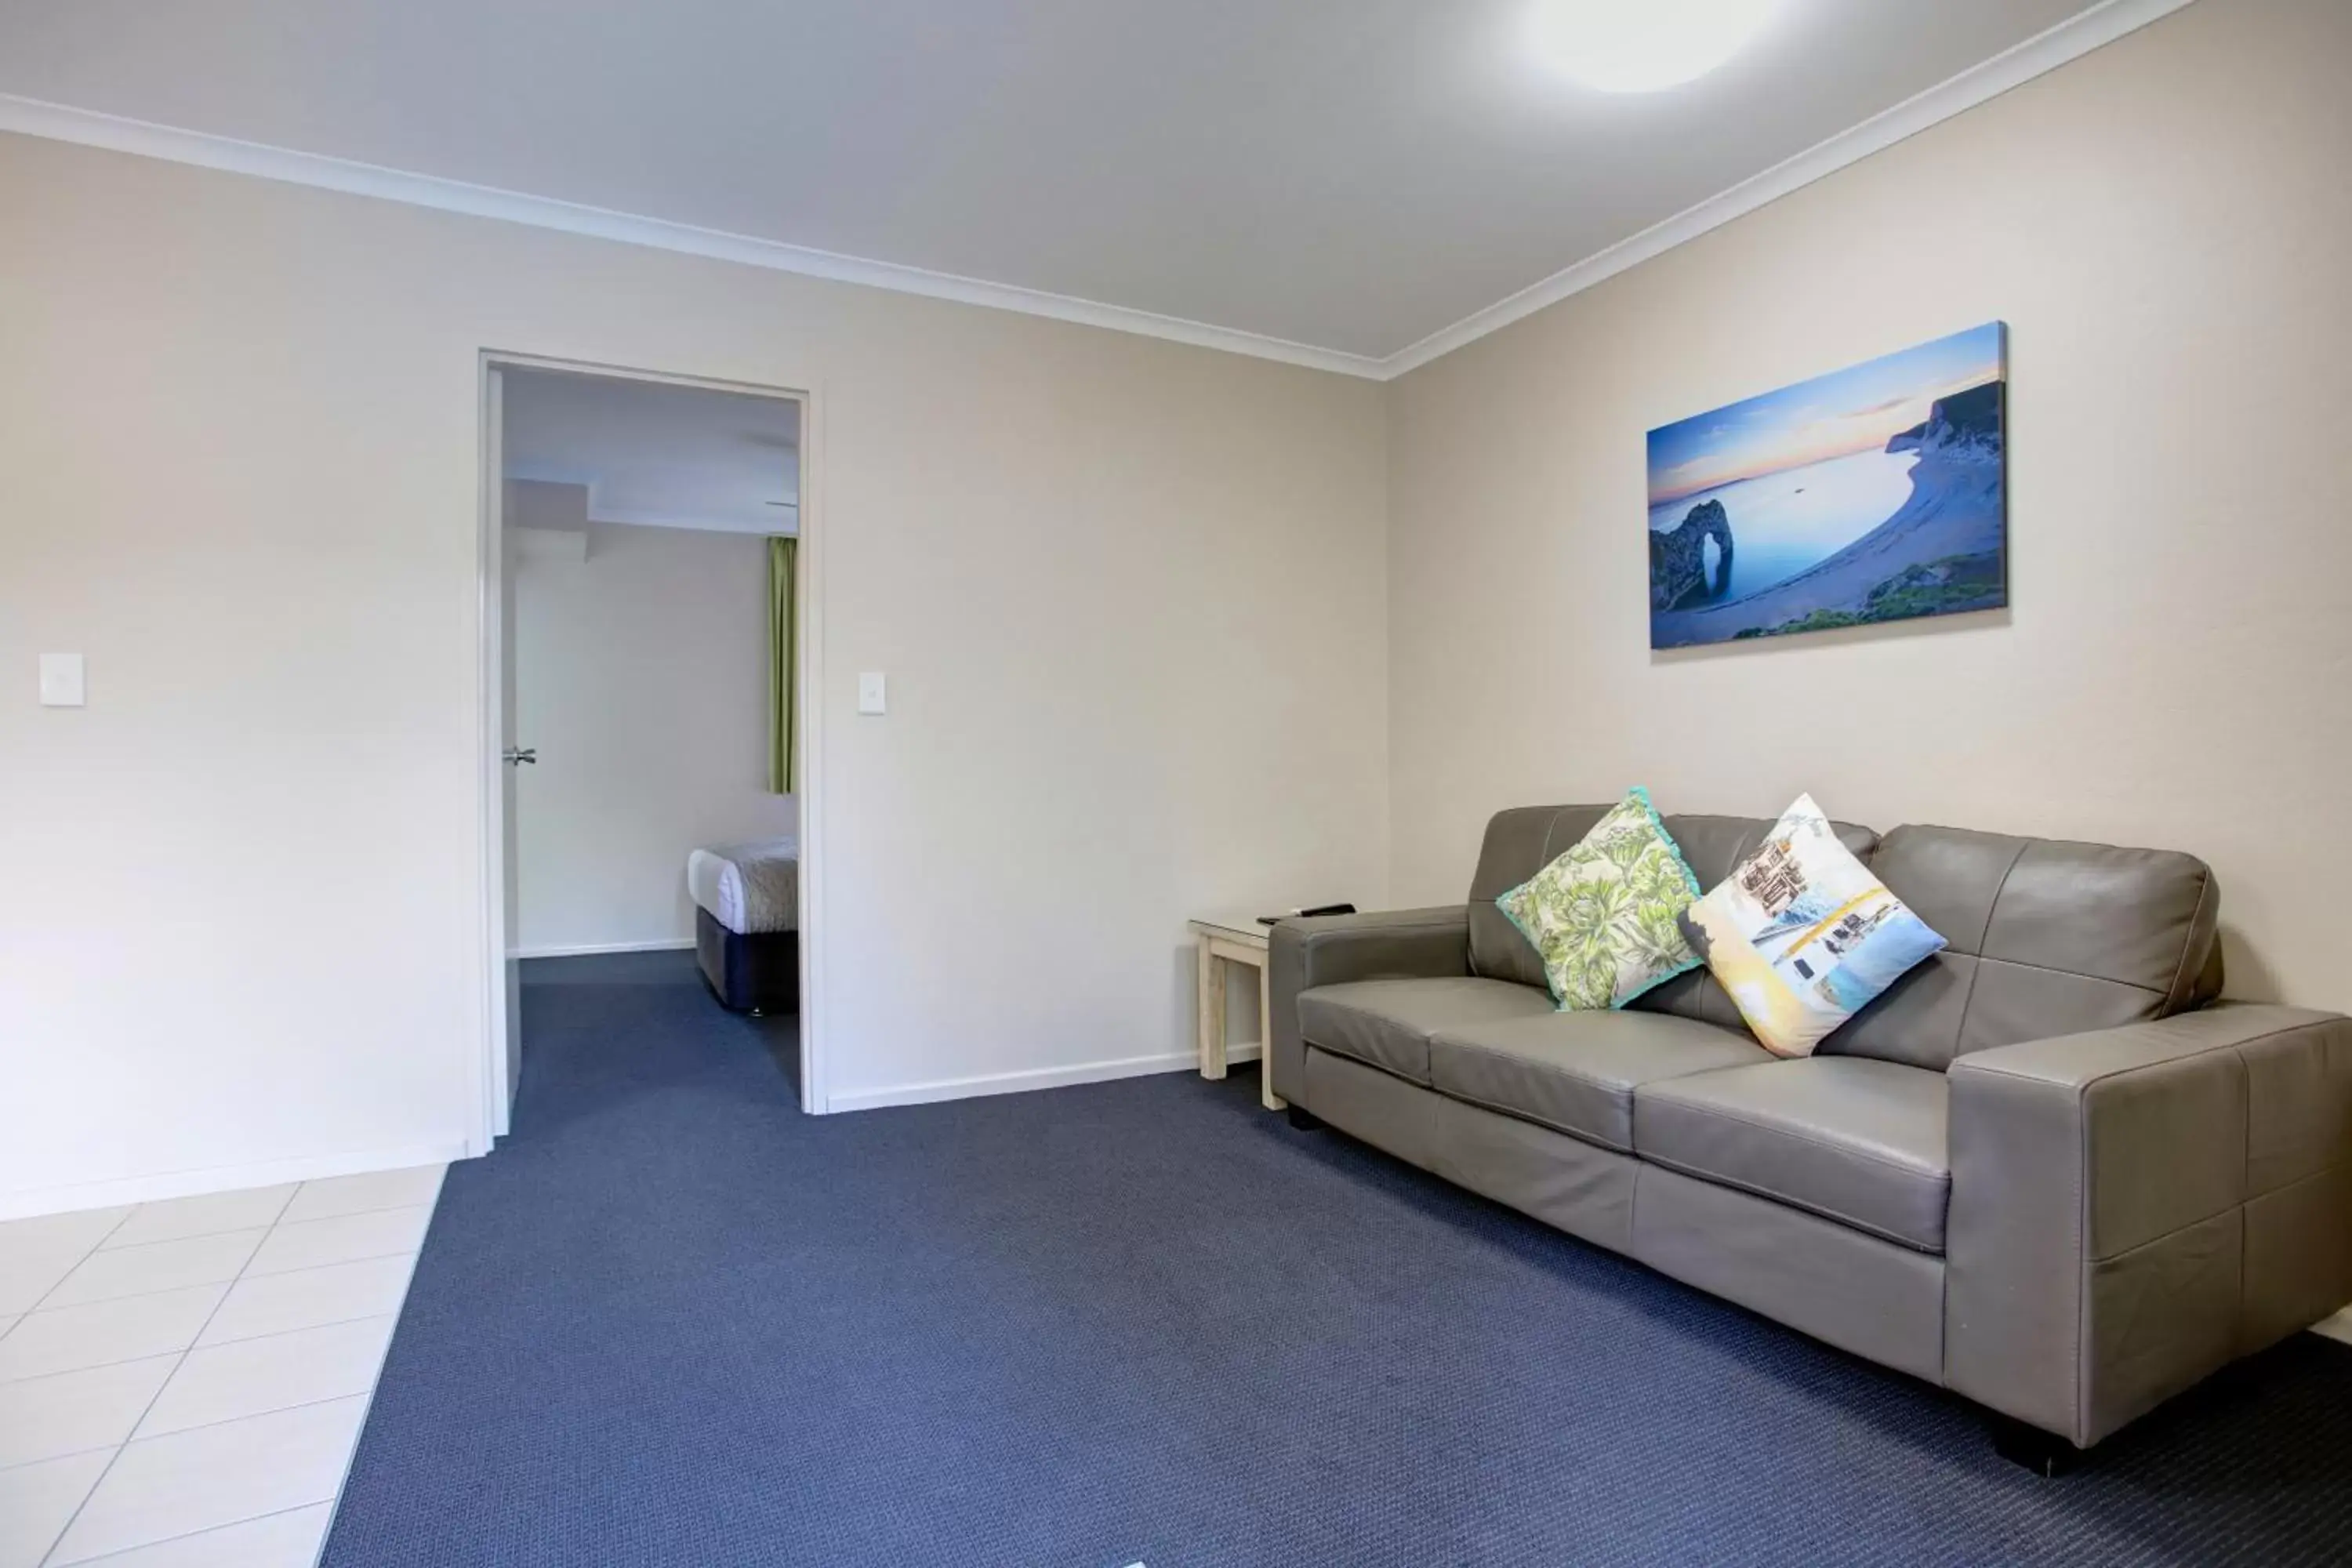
[1824,825,2223,1070]
[1465,807,2223,1071]
[1465,805,1610,991]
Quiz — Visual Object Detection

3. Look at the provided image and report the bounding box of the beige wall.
[1385,0,2352,1011]
[0,133,1388,1212]
[7,0,2346,1218]
[512,524,793,955]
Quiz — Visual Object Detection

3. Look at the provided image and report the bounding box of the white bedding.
[688,838,800,935]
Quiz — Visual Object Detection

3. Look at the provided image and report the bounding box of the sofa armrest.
[1267,907,1471,1104]
[1945,1002,2352,1446]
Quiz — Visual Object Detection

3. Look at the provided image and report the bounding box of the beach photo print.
[1647,322,2007,649]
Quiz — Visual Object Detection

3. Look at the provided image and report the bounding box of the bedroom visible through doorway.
[481,360,812,1134]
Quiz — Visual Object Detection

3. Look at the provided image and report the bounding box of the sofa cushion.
[1821,826,2223,1071]
[1297,977,1555,1086]
[1429,1011,1770,1152]
[1633,1058,1951,1252]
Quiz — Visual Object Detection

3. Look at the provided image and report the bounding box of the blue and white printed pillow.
[1679,793,1946,1057]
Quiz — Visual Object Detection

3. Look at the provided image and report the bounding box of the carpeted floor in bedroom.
[321,949,2352,1567]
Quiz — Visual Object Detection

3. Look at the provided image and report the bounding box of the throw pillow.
[1679,793,1946,1058]
[1495,788,1704,1011]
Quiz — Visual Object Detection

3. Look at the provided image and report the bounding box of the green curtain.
[767,535,797,794]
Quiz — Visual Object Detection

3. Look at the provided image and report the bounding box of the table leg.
[1258,957,1284,1110]
[1196,937,1227,1080]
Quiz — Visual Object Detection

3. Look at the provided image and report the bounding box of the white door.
[487,367,524,1135]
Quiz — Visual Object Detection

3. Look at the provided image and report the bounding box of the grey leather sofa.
[1269,805,2352,1468]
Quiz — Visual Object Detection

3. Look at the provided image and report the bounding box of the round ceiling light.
[1530,0,1783,93]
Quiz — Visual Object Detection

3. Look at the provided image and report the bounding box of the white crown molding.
[1378,0,2199,378]
[0,92,1388,380]
[502,463,597,492]
[0,0,2193,385]
[590,504,793,537]
[502,465,796,535]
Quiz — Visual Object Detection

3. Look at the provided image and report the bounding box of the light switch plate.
[857,672,887,716]
[38,652,85,707]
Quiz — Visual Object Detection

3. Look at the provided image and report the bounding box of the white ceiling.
[0,1,2177,371]
[503,369,799,535]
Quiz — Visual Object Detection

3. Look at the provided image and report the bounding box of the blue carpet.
[324,950,2352,1566]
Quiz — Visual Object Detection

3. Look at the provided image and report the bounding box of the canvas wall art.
[1648,321,2007,648]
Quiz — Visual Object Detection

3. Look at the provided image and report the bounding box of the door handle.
[503,746,538,766]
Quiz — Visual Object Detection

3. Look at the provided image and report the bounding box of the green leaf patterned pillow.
[1495,789,1704,1011]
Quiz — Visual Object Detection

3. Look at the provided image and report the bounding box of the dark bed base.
[695,907,800,1015]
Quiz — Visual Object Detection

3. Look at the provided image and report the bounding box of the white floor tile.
[0,1288,226,1384]
[0,1257,82,1319]
[0,1355,176,1467]
[0,1449,112,1568]
[278,1167,444,1225]
[197,1257,413,1349]
[0,1316,16,1341]
[0,1214,133,1316]
[60,1504,332,1568]
[41,1236,265,1312]
[0,1210,131,1260]
[46,1396,366,1566]
[135,1316,395,1439]
[102,1191,295,1252]
[244,1209,428,1278]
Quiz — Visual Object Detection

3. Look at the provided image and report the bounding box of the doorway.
[477,354,821,1143]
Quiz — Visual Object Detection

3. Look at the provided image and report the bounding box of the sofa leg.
[1987,1414,2082,1477]
[1286,1103,1323,1132]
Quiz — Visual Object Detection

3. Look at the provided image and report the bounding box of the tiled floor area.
[0,1167,444,1568]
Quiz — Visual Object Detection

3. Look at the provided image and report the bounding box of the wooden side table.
[1190,913,1284,1111]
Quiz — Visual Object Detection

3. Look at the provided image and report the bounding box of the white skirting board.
[826,1044,1257,1114]
[0,1141,474,1222]
[510,938,697,959]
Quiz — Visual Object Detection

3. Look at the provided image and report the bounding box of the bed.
[687,838,800,1014]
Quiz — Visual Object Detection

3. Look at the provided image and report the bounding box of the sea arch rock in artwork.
[1650,499,1735,612]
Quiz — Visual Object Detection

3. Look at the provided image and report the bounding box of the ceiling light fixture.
[1530,0,1783,94]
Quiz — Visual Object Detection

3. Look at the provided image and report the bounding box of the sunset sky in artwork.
[1648,323,2005,507]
